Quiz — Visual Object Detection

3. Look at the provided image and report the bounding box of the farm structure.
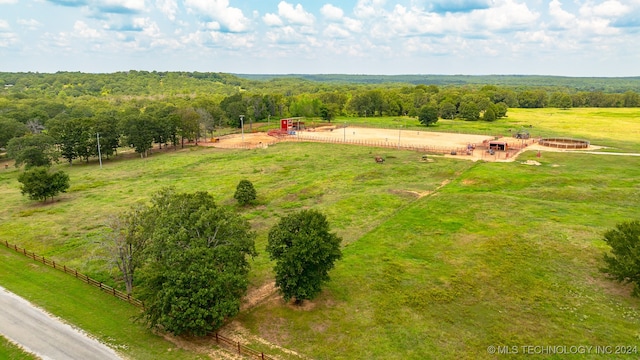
[280,117,305,133]
[488,141,508,151]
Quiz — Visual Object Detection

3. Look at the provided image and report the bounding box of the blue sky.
[0,0,638,76]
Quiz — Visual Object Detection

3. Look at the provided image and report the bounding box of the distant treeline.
[236,74,640,93]
[1,71,639,163]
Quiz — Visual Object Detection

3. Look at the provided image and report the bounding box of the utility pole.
[343,122,346,142]
[96,133,102,169]
[240,115,245,143]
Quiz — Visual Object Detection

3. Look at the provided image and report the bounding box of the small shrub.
[234,179,257,206]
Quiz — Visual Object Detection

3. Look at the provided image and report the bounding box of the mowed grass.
[0,248,206,359]
[0,335,37,360]
[0,108,639,359]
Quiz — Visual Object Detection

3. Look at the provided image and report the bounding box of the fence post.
[237,341,241,354]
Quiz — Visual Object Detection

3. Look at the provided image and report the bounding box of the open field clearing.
[337,108,640,153]
[0,108,639,359]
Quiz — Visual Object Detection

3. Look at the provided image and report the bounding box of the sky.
[0,0,639,76]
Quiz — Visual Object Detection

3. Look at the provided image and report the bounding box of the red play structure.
[269,117,305,136]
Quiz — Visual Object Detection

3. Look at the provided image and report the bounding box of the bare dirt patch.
[222,321,311,360]
[307,126,492,149]
[200,133,277,149]
[241,281,277,311]
[389,189,431,199]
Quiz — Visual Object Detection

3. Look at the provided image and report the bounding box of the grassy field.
[0,108,639,359]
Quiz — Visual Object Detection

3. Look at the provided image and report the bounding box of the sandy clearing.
[198,126,613,163]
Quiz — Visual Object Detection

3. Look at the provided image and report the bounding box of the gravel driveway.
[0,286,122,360]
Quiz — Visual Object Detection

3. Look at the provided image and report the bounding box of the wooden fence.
[283,134,466,154]
[214,333,275,360]
[2,240,276,360]
[2,240,144,308]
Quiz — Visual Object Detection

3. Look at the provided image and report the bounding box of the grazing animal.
[375,156,385,164]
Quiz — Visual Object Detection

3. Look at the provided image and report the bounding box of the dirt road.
[0,286,122,360]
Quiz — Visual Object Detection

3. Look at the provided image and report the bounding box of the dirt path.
[240,281,277,311]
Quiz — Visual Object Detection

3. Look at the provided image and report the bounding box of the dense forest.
[1,71,639,163]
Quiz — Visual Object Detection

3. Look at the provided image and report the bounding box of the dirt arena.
[201,126,547,162]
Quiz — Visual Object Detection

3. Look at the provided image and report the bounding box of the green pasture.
[237,151,640,359]
[0,108,639,359]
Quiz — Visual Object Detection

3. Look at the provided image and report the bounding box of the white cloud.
[1,0,639,75]
[265,25,308,44]
[74,20,101,38]
[17,18,43,30]
[133,17,160,37]
[384,5,444,37]
[277,2,315,26]
[580,0,629,18]
[263,13,283,27]
[0,32,19,47]
[97,0,146,13]
[549,0,575,27]
[343,17,363,33]
[180,28,255,51]
[321,4,343,21]
[323,23,350,38]
[354,0,386,18]
[185,0,249,32]
[156,0,178,21]
[470,0,539,32]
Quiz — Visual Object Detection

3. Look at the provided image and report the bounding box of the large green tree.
[18,167,70,202]
[266,209,342,303]
[47,116,89,165]
[418,104,439,127]
[459,101,480,121]
[0,118,29,148]
[601,220,640,296]
[121,111,154,157]
[6,134,58,168]
[137,188,257,336]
